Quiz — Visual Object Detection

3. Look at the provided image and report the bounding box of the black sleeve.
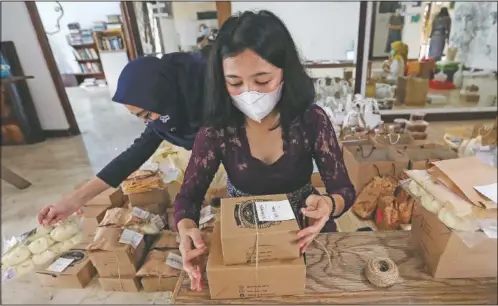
[96,126,163,187]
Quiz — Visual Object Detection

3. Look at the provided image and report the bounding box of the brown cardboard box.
[220,194,300,265]
[394,144,457,170]
[411,202,497,279]
[82,205,109,244]
[396,76,429,106]
[166,208,177,232]
[141,276,178,292]
[99,276,141,292]
[342,145,409,195]
[36,248,97,289]
[87,227,146,277]
[127,189,170,208]
[136,250,182,292]
[207,222,306,299]
[87,188,125,208]
[153,230,180,249]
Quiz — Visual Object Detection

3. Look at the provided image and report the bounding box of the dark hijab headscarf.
[112,51,208,150]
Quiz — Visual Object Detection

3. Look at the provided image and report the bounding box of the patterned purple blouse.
[174,104,356,232]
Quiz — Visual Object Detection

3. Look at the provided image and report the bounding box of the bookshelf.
[93,29,127,53]
[69,39,105,84]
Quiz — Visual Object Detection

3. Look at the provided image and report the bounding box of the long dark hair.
[203,10,315,134]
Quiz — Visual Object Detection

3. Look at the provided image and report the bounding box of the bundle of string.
[121,170,165,194]
[365,257,399,288]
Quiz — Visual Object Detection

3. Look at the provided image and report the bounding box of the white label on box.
[46,258,75,273]
[165,253,183,270]
[255,200,296,222]
[119,229,144,248]
[199,206,214,225]
[132,207,150,219]
[151,214,165,230]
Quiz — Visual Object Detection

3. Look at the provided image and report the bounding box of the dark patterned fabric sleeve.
[174,127,221,226]
[308,105,356,217]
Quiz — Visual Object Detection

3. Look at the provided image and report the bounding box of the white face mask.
[231,83,283,123]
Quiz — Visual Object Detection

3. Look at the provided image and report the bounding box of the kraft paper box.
[82,205,109,244]
[136,250,182,292]
[86,188,126,208]
[410,203,497,279]
[86,227,146,277]
[99,276,141,292]
[220,194,300,265]
[127,189,170,209]
[207,222,305,300]
[36,248,97,289]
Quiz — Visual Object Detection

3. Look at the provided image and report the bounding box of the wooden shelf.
[76,58,100,62]
[70,42,96,48]
[99,49,126,53]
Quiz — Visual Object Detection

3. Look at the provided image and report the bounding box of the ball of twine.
[365,257,399,288]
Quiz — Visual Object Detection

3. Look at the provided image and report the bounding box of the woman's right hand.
[178,221,207,291]
[37,198,83,226]
[38,177,110,226]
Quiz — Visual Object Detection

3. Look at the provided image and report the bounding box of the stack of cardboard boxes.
[136,231,181,292]
[206,194,306,300]
[82,188,126,244]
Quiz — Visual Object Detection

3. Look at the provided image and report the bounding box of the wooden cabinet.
[1,41,45,145]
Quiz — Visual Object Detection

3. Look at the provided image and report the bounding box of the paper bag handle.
[359,145,375,158]
[373,163,396,177]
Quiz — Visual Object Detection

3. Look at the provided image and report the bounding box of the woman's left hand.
[297,194,331,254]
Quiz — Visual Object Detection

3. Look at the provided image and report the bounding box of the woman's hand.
[178,220,207,291]
[38,199,83,226]
[38,177,110,226]
[297,195,332,254]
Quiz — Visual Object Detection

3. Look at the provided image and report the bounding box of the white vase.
[453,63,464,89]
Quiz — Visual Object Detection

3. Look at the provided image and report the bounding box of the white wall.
[402,4,425,59]
[35,1,122,74]
[1,2,69,130]
[231,2,360,62]
[171,2,217,51]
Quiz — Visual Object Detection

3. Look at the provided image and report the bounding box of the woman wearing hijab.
[385,8,405,53]
[428,7,451,61]
[37,48,210,226]
[384,41,408,80]
[175,11,356,291]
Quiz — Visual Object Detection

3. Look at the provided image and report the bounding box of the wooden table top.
[172,231,497,304]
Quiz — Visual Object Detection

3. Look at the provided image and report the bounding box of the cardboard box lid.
[208,222,304,271]
[87,188,124,206]
[220,194,300,240]
[36,248,91,276]
[82,205,108,219]
[430,157,497,209]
